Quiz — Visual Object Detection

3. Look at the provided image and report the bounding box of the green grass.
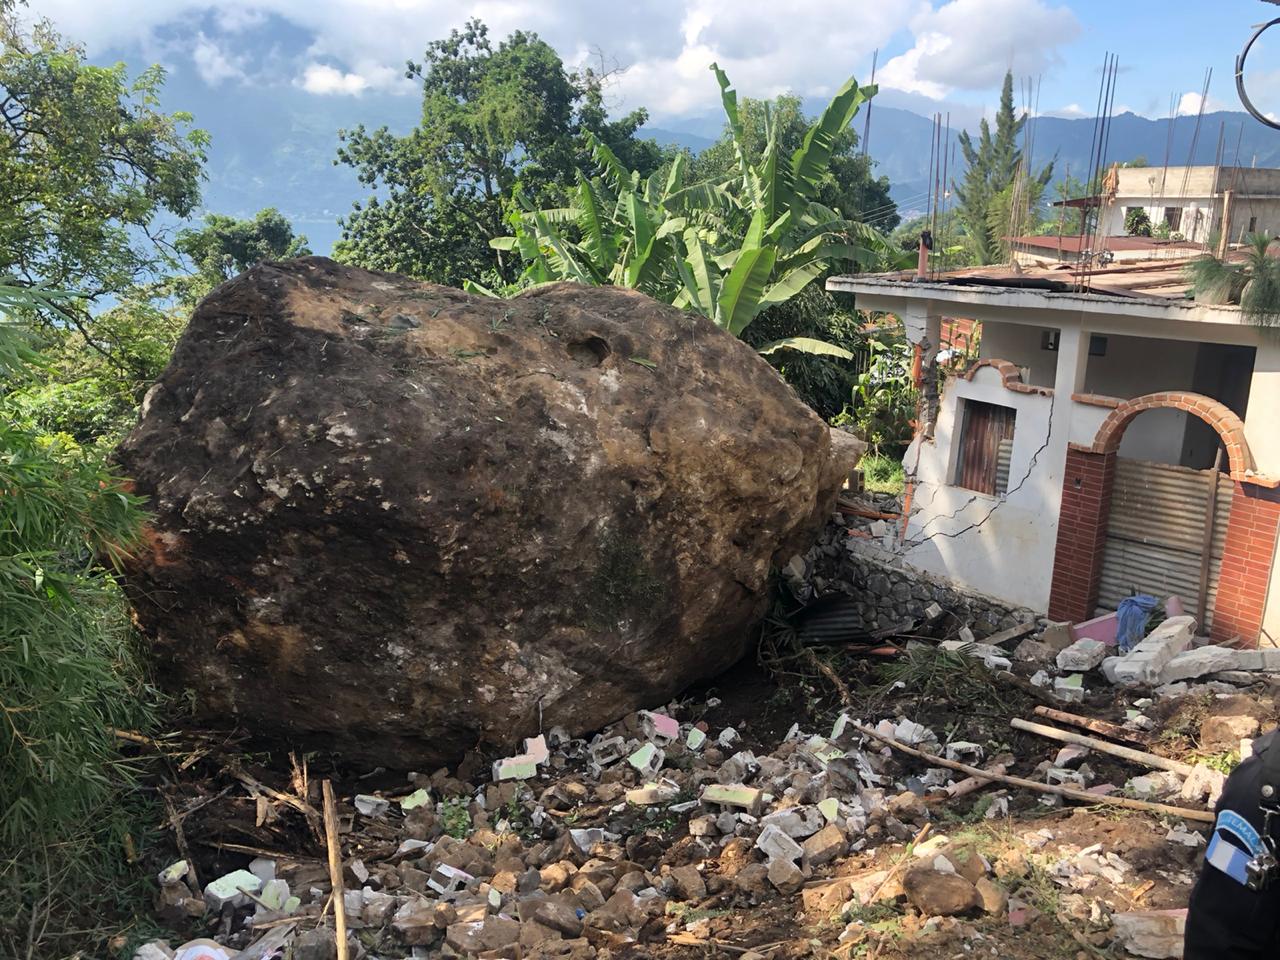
[860,453,905,495]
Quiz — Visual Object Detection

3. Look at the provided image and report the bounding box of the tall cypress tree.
[954,72,1054,264]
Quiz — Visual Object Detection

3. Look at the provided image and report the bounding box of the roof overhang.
[826,274,1250,334]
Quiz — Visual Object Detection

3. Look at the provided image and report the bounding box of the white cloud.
[1176,90,1232,116]
[299,63,368,95]
[24,0,1087,118]
[879,0,1080,99]
[192,32,246,85]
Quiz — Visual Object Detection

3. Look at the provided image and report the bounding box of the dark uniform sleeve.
[1184,733,1280,959]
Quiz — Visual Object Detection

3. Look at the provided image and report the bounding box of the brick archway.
[1050,391,1278,645]
[1087,391,1253,478]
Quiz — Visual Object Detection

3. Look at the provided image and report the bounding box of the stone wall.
[793,518,1046,638]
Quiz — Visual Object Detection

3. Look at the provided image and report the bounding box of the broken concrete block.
[641,712,680,743]
[625,781,679,805]
[354,794,390,818]
[203,870,263,910]
[756,824,805,863]
[1013,638,1054,664]
[1056,638,1107,672]
[1159,645,1241,684]
[1127,771,1182,800]
[523,734,550,764]
[1052,673,1085,703]
[1110,909,1186,959]
[493,754,538,781]
[944,741,984,763]
[1112,616,1195,686]
[685,727,707,750]
[589,736,628,767]
[1180,764,1226,806]
[761,805,824,839]
[399,788,430,810]
[568,828,607,852]
[818,797,841,823]
[427,863,474,895]
[626,743,664,777]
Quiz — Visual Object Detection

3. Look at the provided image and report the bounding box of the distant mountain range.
[179,78,1280,255]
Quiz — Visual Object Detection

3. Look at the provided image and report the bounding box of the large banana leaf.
[676,227,719,318]
[575,174,617,269]
[717,246,776,335]
[790,77,873,217]
[757,337,855,359]
[711,63,764,210]
[533,211,595,284]
[759,261,827,307]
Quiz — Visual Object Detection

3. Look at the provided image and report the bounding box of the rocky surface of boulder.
[116,257,852,765]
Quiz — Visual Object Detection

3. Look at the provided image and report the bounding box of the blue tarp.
[1117,593,1159,653]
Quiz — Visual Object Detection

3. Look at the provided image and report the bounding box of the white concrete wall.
[978,322,1059,387]
[839,280,1279,629]
[896,318,1087,611]
[1082,334,1203,464]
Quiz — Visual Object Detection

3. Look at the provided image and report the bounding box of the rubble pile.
[137,675,1249,960]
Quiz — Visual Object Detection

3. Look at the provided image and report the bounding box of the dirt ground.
[123,646,1280,960]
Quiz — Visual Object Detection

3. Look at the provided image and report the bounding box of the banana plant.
[484,65,899,359]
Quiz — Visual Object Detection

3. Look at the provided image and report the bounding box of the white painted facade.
[1095,165,1280,244]
[828,275,1280,641]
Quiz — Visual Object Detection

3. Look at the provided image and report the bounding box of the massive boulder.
[117,257,854,766]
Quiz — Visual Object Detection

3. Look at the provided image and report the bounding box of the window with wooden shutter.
[955,400,1017,496]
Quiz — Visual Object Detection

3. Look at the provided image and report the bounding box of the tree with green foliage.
[0,282,156,959]
[0,8,207,355]
[487,66,900,362]
[176,207,310,299]
[334,19,667,287]
[1188,234,1280,327]
[953,71,1054,264]
[694,92,897,232]
[1125,207,1154,237]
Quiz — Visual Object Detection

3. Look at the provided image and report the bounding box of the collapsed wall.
[116,257,855,766]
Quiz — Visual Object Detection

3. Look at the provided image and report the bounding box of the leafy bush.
[837,331,916,455]
[1124,207,1153,237]
[742,286,865,419]
[860,453,906,495]
[0,294,158,958]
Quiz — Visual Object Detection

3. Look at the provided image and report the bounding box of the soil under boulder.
[116,257,854,766]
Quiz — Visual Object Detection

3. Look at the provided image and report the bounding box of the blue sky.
[23,0,1280,124]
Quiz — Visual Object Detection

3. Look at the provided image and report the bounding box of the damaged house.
[829,257,1280,646]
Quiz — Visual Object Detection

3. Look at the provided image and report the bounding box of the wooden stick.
[1032,705,1150,745]
[1010,718,1193,776]
[945,764,1007,798]
[852,722,1212,823]
[196,839,323,862]
[232,766,324,838]
[322,780,350,960]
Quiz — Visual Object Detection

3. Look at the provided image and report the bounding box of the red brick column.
[1211,482,1280,645]
[1048,447,1117,623]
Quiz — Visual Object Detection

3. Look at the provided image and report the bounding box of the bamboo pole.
[322,781,350,960]
[1010,718,1195,777]
[851,722,1212,823]
[1032,705,1150,745]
